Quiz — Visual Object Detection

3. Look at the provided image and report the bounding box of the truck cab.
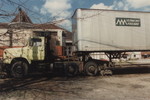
[3,37,45,64]
[3,36,46,78]
[2,33,80,78]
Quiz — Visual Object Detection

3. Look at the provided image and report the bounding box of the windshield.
[29,38,42,46]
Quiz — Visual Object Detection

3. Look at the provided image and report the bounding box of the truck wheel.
[84,61,98,76]
[11,61,28,78]
[64,63,78,77]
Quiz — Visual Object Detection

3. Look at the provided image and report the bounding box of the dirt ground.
[0,65,150,100]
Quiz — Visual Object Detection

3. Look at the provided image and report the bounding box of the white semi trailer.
[72,8,150,52]
[72,8,150,60]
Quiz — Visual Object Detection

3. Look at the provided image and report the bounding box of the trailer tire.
[84,61,98,76]
[64,63,78,77]
[11,61,28,78]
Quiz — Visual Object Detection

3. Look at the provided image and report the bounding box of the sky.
[1,0,150,31]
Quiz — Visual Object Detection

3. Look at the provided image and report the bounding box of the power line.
[0,13,16,16]
[6,0,42,16]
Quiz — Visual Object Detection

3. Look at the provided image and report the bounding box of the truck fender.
[11,57,31,65]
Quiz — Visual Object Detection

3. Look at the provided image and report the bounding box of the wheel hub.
[15,66,23,74]
[68,66,75,73]
[88,65,96,73]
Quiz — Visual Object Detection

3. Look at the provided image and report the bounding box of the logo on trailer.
[116,18,141,27]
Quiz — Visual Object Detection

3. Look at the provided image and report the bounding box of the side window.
[29,38,42,46]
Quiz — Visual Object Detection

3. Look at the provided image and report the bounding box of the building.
[0,8,72,57]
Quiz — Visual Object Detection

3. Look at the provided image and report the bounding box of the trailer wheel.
[11,61,28,78]
[64,63,78,77]
[84,61,98,76]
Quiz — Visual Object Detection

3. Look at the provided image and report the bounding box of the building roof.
[0,23,9,29]
[33,23,64,29]
[11,8,32,23]
[0,22,71,31]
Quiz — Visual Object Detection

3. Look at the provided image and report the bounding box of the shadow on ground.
[112,65,150,75]
[0,73,69,92]
[1,65,150,93]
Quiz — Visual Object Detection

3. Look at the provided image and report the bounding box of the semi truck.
[1,8,150,78]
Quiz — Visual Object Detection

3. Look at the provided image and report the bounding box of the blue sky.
[1,0,150,31]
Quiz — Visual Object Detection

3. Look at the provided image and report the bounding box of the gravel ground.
[0,64,150,100]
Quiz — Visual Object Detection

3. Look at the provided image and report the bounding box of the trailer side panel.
[72,9,150,52]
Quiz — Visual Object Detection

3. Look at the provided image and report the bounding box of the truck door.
[28,37,45,60]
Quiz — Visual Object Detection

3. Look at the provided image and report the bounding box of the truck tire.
[64,63,78,77]
[84,61,98,76]
[11,61,28,78]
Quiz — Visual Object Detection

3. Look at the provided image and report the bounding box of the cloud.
[90,0,150,11]
[90,1,127,10]
[33,6,39,11]
[41,0,71,17]
[90,3,112,9]
[40,0,72,30]
[126,0,150,9]
[117,1,124,8]
[111,1,130,10]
